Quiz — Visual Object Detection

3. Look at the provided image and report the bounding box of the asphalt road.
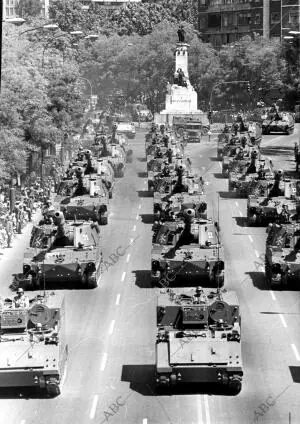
[0,126,299,424]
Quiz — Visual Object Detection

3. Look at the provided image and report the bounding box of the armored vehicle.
[265,222,300,286]
[19,211,102,289]
[155,287,242,394]
[154,192,207,221]
[151,211,224,287]
[116,121,136,139]
[0,292,67,396]
[111,123,133,162]
[56,167,109,225]
[148,159,193,193]
[247,176,300,226]
[228,149,261,191]
[233,158,275,198]
[94,134,126,178]
[262,111,294,135]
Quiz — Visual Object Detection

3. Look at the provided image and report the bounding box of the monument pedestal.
[155,42,202,125]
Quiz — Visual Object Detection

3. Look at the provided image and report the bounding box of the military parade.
[1,4,300,423]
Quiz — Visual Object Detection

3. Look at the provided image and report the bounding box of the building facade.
[2,0,49,20]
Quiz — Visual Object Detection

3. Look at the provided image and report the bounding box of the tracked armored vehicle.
[228,149,261,191]
[0,292,67,396]
[148,158,193,193]
[111,123,133,163]
[155,287,242,394]
[247,176,300,225]
[151,211,224,287]
[95,134,126,178]
[56,167,109,225]
[17,211,102,289]
[265,222,300,286]
[262,111,294,135]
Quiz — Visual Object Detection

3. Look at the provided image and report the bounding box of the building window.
[199,0,206,5]
[223,13,233,27]
[288,10,299,25]
[238,12,251,26]
[271,12,280,24]
[254,13,261,24]
[208,13,221,28]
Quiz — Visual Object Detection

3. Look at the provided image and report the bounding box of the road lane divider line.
[270,291,277,301]
[197,396,203,424]
[279,314,287,328]
[144,180,147,184]
[218,162,222,170]
[133,225,136,231]
[142,419,147,424]
[204,395,211,424]
[129,238,134,244]
[138,204,141,209]
[116,294,120,305]
[291,344,300,361]
[254,250,259,258]
[100,353,108,371]
[248,235,253,243]
[20,421,26,424]
[90,395,99,419]
[136,214,139,220]
[235,201,239,207]
[239,210,243,217]
[109,320,115,335]
[121,272,126,282]
[126,254,131,263]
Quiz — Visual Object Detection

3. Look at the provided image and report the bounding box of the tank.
[262,111,294,135]
[0,292,67,396]
[233,158,275,198]
[148,158,193,193]
[19,211,102,289]
[228,148,260,190]
[265,222,300,287]
[111,123,133,163]
[155,287,242,394]
[56,167,109,225]
[247,177,300,225]
[151,211,224,287]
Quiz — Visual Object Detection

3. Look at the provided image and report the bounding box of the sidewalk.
[0,211,41,297]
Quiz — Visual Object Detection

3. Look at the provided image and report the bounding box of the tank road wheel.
[228,377,242,395]
[46,377,60,397]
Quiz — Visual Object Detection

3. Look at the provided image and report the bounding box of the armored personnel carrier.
[56,167,109,225]
[155,287,242,394]
[0,292,67,396]
[265,222,300,286]
[233,158,275,198]
[151,211,224,287]
[228,149,260,191]
[95,134,126,178]
[111,123,133,163]
[247,176,300,226]
[19,211,102,289]
[148,158,193,193]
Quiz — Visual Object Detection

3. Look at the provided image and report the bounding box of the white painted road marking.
[235,201,239,207]
[279,314,287,328]
[197,396,203,424]
[90,395,99,419]
[116,294,120,305]
[109,320,115,335]
[142,419,148,424]
[138,204,141,209]
[126,253,130,263]
[144,180,146,184]
[291,344,300,361]
[20,421,26,424]
[254,250,259,258]
[218,162,222,170]
[136,214,139,220]
[133,225,136,231]
[239,210,243,217]
[100,353,108,371]
[270,291,277,301]
[204,395,211,424]
[248,235,253,243]
[121,272,126,282]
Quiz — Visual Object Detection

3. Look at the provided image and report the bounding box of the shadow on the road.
[213,173,225,179]
[137,172,148,178]
[219,191,237,199]
[10,276,96,291]
[140,214,153,224]
[0,387,50,399]
[137,190,152,198]
[261,146,295,156]
[234,217,248,227]
[289,366,300,383]
[132,270,152,288]
[154,276,223,290]
[137,157,146,162]
[121,365,238,397]
[246,271,269,291]
[210,157,220,162]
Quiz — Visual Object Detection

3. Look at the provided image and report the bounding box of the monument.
[155,27,204,126]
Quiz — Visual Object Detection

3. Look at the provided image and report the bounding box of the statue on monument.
[174,68,187,88]
[177,25,185,43]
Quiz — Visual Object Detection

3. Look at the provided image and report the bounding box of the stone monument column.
[175,43,190,80]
